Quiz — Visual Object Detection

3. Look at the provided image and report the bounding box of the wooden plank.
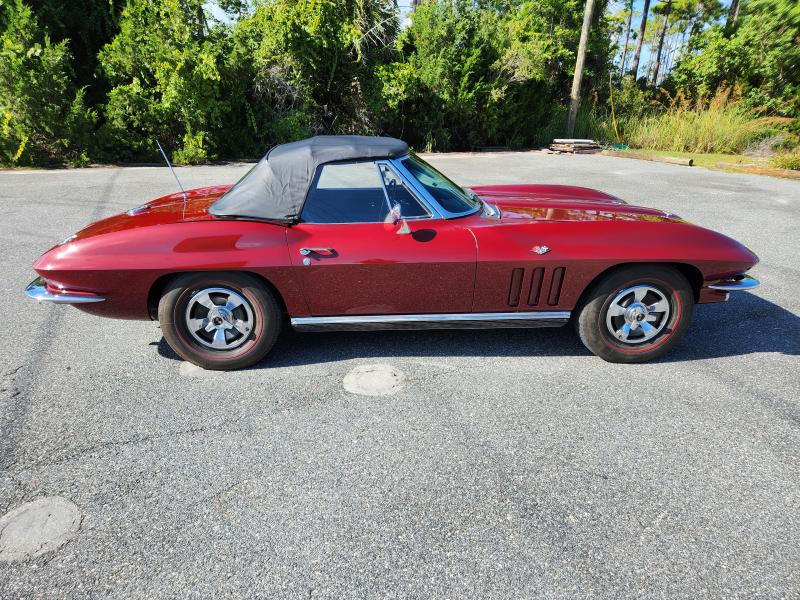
[553,138,597,144]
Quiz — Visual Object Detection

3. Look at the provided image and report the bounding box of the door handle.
[299,247,336,256]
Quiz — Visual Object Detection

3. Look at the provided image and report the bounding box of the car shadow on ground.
[154,293,799,368]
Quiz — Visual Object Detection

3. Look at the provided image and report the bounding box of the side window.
[378,164,431,219]
[301,162,387,223]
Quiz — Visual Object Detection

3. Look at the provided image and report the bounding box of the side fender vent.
[508,268,524,307]
[527,267,545,306]
[547,267,566,306]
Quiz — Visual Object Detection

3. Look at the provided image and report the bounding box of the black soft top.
[209,135,409,223]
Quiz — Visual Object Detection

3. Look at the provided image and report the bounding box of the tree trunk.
[566,0,597,137]
[662,31,678,79]
[629,0,651,79]
[688,18,701,46]
[725,0,740,28]
[195,1,206,38]
[663,33,676,77]
[620,0,634,73]
[651,0,672,87]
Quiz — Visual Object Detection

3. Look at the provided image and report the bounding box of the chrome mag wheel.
[184,287,255,350]
[605,284,670,345]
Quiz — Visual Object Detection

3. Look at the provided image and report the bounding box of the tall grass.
[770,150,800,170]
[622,88,775,154]
[533,87,794,156]
[534,104,617,147]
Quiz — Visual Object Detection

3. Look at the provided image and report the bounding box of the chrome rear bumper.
[708,275,760,292]
[25,277,105,304]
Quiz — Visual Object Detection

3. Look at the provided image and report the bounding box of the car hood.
[471,184,684,224]
[69,185,232,242]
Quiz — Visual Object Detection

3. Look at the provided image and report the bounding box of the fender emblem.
[531,245,551,255]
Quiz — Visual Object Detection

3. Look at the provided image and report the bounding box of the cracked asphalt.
[1,153,798,598]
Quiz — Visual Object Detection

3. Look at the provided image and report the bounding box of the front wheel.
[158,272,282,370]
[575,265,694,363]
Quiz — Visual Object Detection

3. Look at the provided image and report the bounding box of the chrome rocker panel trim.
[708,275,760,292]
[25,277,105,304]
[291,311,571,332]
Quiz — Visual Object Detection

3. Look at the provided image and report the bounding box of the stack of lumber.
[549,139,601,154]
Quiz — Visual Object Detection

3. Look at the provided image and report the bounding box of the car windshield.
[402,154,480,216]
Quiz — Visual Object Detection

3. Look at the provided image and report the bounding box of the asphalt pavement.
[1,153,798,598]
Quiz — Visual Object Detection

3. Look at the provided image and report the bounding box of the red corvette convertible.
[25,135,759,369]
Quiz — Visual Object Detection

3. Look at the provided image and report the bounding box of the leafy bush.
[611,76,656,124]
[22,0,123,106]
[98,0,229,163]
[173,131,209,165]
[376,0,612,151]
[0,0,95,166]
[234,0,398,142]
[376,0,505,150]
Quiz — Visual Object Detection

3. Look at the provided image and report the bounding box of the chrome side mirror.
[386,202,410,235]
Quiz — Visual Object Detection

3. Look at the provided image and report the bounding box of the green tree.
[98,0,231,163]
[630,0,652,78]
[0,0,96,165]
[24,0,123,105]
[650,0,673,86]
[670,0,799,115]
[233,0,398,142]
[376,0,505,150]
[216,0,251,18]
[671,0,723,44]
[617,0,635,72]
[378,0,611,150]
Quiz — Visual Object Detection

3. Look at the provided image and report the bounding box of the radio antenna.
[156,140,188,203]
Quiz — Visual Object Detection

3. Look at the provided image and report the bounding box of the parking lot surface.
[1,153,798,598]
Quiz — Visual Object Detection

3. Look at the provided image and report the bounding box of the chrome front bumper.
[708,274,760,292]
[25,277,105,304]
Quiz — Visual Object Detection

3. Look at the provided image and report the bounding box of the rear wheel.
[158,272,281,370]
[575,265,694,363]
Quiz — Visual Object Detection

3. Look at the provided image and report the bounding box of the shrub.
[172,132,209,165]
[236,0,399,142]
[98,0,229,162]
[376,0,613,151]
[375,0,505,151]
[0,0,96,166]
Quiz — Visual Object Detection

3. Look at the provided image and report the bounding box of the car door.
[285,160,476,316]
